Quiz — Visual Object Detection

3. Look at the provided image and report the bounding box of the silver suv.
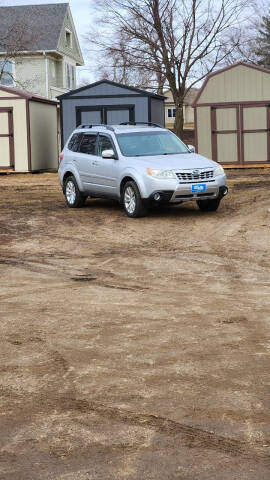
[58,123,228,218]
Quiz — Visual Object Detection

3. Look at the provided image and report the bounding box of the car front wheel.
[123,181,147,218]
[197,198,220,212]
[64,175,86,208]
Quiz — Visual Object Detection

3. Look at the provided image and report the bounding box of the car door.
[92,133,119,197]
[74,133,99,192]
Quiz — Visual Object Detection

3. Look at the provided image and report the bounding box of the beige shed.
[0,85,58,172]
[193,62,270,167]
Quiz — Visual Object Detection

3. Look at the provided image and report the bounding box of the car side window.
[78,134,97,155]
[97,135,114,156]
[68,133,82,152]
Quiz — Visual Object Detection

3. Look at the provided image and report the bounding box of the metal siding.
[216,108,237,130]
[244,132,267,162]
[217,134,238,163]
[198,65,270,104]
[29,101,58,170]
[151,98,165,126]
[196,106,212,158]
[243,106,267,130]
[0,138,10,166]
[107,109,130,124]
[0,110,9,133]
[61,96,149,144]
[81,110,102,124]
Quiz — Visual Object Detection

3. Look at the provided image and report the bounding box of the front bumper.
[143,175,228,205]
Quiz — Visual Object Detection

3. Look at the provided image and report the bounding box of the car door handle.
[92,161,98,166]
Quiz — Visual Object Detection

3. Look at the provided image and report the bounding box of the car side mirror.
[187,145,195,153]
[102,149,116,159]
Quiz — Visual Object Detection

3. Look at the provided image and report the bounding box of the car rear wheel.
[197,198,220,212]
[123,181,147,218]
[64,176,86,208]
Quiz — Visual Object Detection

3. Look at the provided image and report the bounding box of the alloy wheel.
[124,186,136,214]
[66,181,76,205]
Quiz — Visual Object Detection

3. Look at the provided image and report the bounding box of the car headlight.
[214,165,225,177]
[147,168,176,179]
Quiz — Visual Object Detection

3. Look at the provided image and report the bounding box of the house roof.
[163,87,199,106]
[57,79,166,100]
[0,84,57,105]
[193,61,270,106]
[0,3,69,52]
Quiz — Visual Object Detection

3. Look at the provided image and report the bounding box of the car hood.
[128,153,217,170]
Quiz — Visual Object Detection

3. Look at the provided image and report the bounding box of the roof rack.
[77,124,115,132]
[120,122,162,128]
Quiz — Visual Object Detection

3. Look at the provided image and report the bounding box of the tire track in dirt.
[56,397,270,462]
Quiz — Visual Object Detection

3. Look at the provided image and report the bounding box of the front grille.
[176,170,214,183]
[175,192,215,199]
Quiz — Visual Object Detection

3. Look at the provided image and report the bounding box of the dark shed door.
[76,107,103,126]
[106,108,131,124]
[81,110,102,124]
[76,105,135,126]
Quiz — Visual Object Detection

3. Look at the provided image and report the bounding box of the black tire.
[197,198,220,212]
[64,175,86,208]
[122,181,148,218]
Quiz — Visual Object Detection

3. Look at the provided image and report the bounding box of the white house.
[0,3,84,100]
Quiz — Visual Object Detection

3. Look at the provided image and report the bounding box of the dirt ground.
[0,170,270,480]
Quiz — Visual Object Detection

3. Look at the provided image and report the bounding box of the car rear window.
[68,133,82,152]
[78,134,97,155]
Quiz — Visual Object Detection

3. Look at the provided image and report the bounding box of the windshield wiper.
[161,152,186,155]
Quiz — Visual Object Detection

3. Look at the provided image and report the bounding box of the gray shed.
[58,79,165,146]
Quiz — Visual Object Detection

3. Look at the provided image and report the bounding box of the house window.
[65,29,72,48]
[168,108,176,118]
[66,63,76,89]
[71,66,76,89]
[0,60,14,86]
[51,61,56,79]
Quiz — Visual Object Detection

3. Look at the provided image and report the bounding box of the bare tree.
[95,34,167,93]
[87,0,251,137]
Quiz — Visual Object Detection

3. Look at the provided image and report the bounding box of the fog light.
[223,187,228,196]
[153,192,161,201]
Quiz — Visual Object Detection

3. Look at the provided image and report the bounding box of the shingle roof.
[163,87,199,105]
[0,3,69,52]
[58,79,166,100]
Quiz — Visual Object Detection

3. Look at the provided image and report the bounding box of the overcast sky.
[0,0,96,84]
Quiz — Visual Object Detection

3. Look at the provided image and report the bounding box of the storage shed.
[193,62,270,166]
[0,85,58,172]
[58,79,165,146]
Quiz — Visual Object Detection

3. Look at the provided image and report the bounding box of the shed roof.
[0,3,68,52]
[193,62,270,106]
[0,84,58,105]
[57,79,166,100]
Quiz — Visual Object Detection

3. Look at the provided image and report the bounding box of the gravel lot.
[0,170,270,479]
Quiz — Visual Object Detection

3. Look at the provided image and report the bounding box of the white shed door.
[241,105,270,163]
[0,109,14,168]
[211,106,240,163]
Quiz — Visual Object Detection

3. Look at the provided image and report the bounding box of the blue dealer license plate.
[191,184,207,193]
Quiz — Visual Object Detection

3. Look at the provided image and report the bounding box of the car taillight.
[59,153,64,162]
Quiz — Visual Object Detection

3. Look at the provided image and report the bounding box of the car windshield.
[116,131,190,157]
